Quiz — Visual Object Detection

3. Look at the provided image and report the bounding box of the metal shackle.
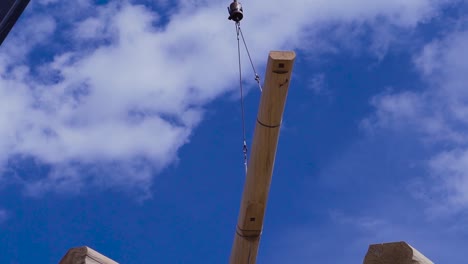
[228,1,243,22]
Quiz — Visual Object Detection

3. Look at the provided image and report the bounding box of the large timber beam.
[363,241,434,264]
[229,51,296,264]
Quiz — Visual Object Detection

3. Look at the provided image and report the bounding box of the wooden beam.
[363,241,434,264]
[229,51,296,264]
[59,246,118,264]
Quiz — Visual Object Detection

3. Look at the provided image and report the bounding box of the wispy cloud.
[308,73,329,96]
[0,209,8,224]
[364,29,468,214]
[329,210,387,232]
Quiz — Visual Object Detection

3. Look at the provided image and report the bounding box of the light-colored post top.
[363,241,433,264]
[257,51,296,127]
[59,246,118,264]
[269,50,296,61]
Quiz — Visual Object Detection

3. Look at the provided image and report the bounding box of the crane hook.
[228,1,243,22]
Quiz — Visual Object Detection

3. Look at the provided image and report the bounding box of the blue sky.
[1,0,468,263]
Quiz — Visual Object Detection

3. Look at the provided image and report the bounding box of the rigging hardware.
[236,21,248,174]
[228,0,263,174]
[228,1,243,22]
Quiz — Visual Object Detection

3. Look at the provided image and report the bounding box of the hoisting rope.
[235,22,248,174]
[237,23,262,93]
[229,1,261,175]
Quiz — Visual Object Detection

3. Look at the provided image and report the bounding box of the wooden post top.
[269,51,296,61]
[257,50,296,127]
[59,246,118,264]
[363,241,433,264]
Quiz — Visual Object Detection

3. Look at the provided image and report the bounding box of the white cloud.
[364,90,463,143]
[308,73,327,95]
[329,210,387,232]
[0,0,456,196]
[429,150,468,209]
[365,29,468,213]
[0,14,56,65]
[38,0,60,5]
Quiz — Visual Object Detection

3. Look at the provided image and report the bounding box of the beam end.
[269,51,296,61]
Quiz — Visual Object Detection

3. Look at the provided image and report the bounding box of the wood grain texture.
[363,241,433,264]
[229,51,296,264]
[59,246,118,264]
